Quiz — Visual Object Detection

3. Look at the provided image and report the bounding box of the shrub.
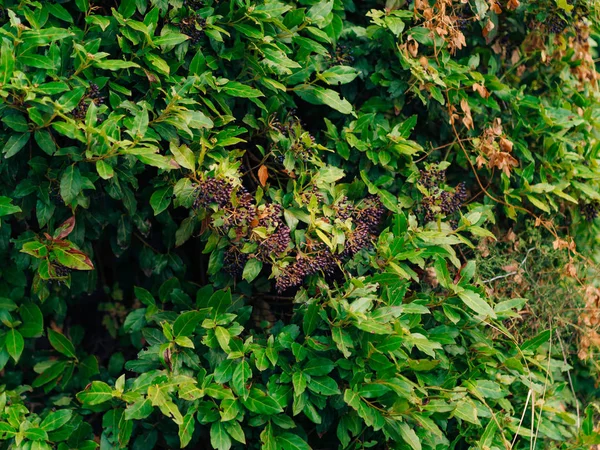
[0,0,599,448]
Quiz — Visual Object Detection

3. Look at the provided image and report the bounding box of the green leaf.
[32,361,68,388]
[34,130,56,155]
[125,398,153,420]
[23,428,48,441]
[20,54,55,69]
[52,247,94,270]
[398,422,422,450]
[210,422,232,450]
[150,186,173,215]
[0,196,21,217]
[3,133,30,158]
[234,23,264,39]
[457,289,497,319]
[232,360,251,396]
[58,87,86,112]
[154,33,190,46]
[222,81,263,98]
[521,330,551,353]
[134,286,156,307]
[307,376,340,396]
[77,381,113,405]
[217,423,242,445]
[215,326,230,351]
[242,258,262,283]
[179,409,196,448]
[48,329,77,358]
[130,105,149,139]
[220,399,240,422]
[60,165,83,204]
[40,410,73,431]
[276,433,311,450]
[170,142,195,171]
[5,329,24,362]
[96,160,114,179]
[320,66,359,85]
[19,303,44,338]
[241,388,283,415]
[95,59,140,70]
[294,85,353,115]
[1,40,15,85]
[22,28,73,45]
[173,311,204,338]
[303,357,334,376]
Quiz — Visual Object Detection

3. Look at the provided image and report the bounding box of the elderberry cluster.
[71,83,105,120]
[183,0,205,10]
[275,247,337,292]
[178,14,206,44]
[342,196,386,258]
[580,201,599,222]
[223,247,248,277]
[255,204,291,258]
[275,196,385,292]
[193,178,233,209]
[418,168,468,223]
[53,264,71,278]
[547,15,567,34]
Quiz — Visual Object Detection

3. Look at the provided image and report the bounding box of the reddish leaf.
[258,165,269,187]
[52,246,94,270]
[54,216,76,239]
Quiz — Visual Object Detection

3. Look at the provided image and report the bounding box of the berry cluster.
[255,204,291,258]
[328,44,354,66]
[53,263,71,278]
[275,247,337,292]
[178,14,206,44]
[193,178,233,209]
[418,168,468,223]
[547,15,567,34]
[223,247,248,278]
[183,0,204,9]
[342,196,386,258]
[71,83,105,120]
[419,168,447,189]
[580,202,599,222]
[275,196,385,292]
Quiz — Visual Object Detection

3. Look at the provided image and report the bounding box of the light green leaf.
[77,381,113,405]
[294,85,353,115]
[222,81,263,98]
[457,289,497,319]
[40,410,73,431]
[48,329,77,358]
[210,422,232,450]
[5,329,24,362]
[179,409,196,448]
[241,388,283,415]
[0,196,21,217]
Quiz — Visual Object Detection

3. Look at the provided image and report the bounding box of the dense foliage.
[0,0,599,448]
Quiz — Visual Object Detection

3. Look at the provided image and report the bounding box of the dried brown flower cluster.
[474,118,519,177]
[413,0,468,54]
[569,19,598,89]
[578,285,600,361]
